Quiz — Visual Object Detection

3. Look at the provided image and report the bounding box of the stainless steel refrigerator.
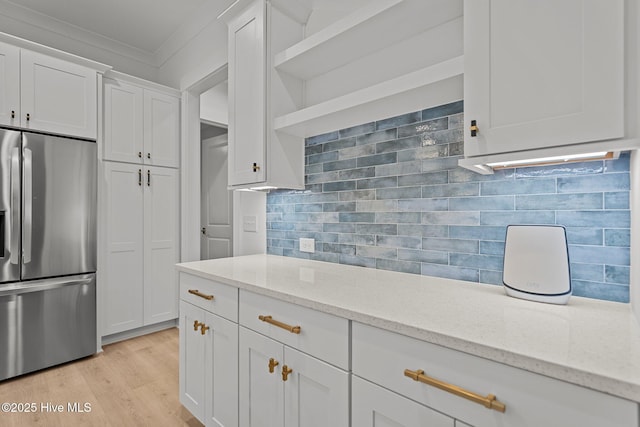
[0,129,97,381]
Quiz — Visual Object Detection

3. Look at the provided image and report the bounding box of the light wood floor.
[0,328,203,427]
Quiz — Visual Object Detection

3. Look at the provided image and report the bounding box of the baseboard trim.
[100,319,178,347]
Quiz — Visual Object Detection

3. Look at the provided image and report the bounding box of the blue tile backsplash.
[266,101,631,302]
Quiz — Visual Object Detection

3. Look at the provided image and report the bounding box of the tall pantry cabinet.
[101,72,180,338]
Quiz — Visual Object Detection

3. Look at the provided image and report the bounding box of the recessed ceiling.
[4,0,213,53]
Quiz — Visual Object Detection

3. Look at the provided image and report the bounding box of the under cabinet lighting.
[485,151,615,170]
[236,186,278,192]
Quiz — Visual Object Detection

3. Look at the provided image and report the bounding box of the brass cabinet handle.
[147,169,150,186]
[200,324,209,335]
[282,365,292,381]
[252,162,260,172]
[258,315,301,334]
[268,358,279,373]
[404,369,506,413]
[188,289,214,301]
[193,320,204,331]
[138,169,142,186]
[470,120,479,137]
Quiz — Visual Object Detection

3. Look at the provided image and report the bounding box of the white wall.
[233,191,267,256]
[200,82,229,126]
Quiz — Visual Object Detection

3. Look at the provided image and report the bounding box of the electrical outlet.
[299,238,315,253]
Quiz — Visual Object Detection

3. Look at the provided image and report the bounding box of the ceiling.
[1,0,234,55]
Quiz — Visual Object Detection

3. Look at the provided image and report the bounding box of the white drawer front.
[352,322,638,427]
[179,273,238,322]
[239,289,349,369]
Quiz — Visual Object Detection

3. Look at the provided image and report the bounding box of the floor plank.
[0,328,202,427]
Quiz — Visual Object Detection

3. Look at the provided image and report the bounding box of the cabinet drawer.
[239,290,349,369]
[179,273,238,322]
[352,322,638,427]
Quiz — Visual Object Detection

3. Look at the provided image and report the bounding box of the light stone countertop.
[176,254,640,402]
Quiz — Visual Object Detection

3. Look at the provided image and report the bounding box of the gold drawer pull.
[188,289,214,301]
[268,358,279,373]
[258,315,301,334]
[282,365,293,381]
[404,369,506,413]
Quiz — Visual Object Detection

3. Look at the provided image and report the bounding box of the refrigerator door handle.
[23,147,32,264]
[9,147,20,264]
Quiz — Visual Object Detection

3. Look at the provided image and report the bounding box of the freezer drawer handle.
[188,289,214,301]
[404,368,506,413]
[258,315,301,334]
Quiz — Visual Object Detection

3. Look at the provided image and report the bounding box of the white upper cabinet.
[462,0,626,161]
[103,75,180,168]
[0,41,98,139]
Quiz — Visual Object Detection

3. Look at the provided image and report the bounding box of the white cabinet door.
[0,41,20,127]
[228,0,266,186]
[20,50,97,139]
[352,376,454,427]
[143,166,179,325]
[103,162,144,335]
[284,346,349,427]
[179,301,207,423]
[104,78,144,164]
[143,89,180,168]
[464,0,624,157]
[204,311,239,427]
[239,327,284,427]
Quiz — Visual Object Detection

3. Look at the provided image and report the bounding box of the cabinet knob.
[252,162,260,172]
[470,120,479,137]
[200,324,210,335]
[138,151,142,158]
[282,365,292,381]
[201,227,206,235]
[11,110,15,119]
[268,358,279,374]
[26,113,30,122]
[147,153,151,159]
[193,320,204,331]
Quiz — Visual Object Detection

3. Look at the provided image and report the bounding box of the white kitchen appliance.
[502,225,571,305]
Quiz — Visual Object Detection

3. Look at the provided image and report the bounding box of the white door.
[179,301,207,423]
[0,41,20,127]
[143,166,179,325]
[463,0,624,157]
[239,327,284,427]
[284,346,349,427]
[204,311,239,427]
[201,134,233,260]
[20,50,97,139]
[103,162,144,335]
[144,89,180,168]
[104,78,144,164]
[228,0,266,185]
[351,376,454,427]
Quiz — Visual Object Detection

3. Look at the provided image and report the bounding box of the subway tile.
[398,224,448,238]
[377,136,421,154]
[306,131,339,145]
[357,176,398,189]
[339,212,376,223]
[450,253,503,271]
[339,234,356,244]
[449,141,464,156]
[339,254,376,268]
[377,186,422,200]
[422,182,479,198]
[270,222,296,231]
[356,224,398,235]
[398,118,448,138]
[308,212,339,223]
[340,190,376,201]
[480,270,504,286]
[481,178,556,195]
[305,183,323,193]
[309,251,341,263]
[269,239,295,249]
[267,212,283,222]
[375,212,421,224]
[450,226,507,241]
[323,137,356,153]
[323,181,356,192]
[420,129,463,147]
[421,100,464,120]
[480,211,555,226]
[307,151,338,165]
[377,258,421,275]
[306,144,323,155]
[398,249,448,264]
[376,160,422,177]
[398,171,448,187]
[338,143,376,160]
[568,245,629,266]
[422,157,460,172]
[357,152,398,168]
[604,152,630,173]
[305,163,323,175]
[267,247,284,256]
[449,167,515,183]
[572,281,629,303]
[356,200,398,212]
[323,243,356,255]
[570,263,604,281]
[556,211,630,228]
[353,234,377,245]
[605,265,630,285]
[356,245,398,259]
[356,128,397,145]
[448,113,464,129]
[398,198,448,211]
[266,230,286,239]
[557,173,629,193]
[604,229,630,247]
[376,111,422,131]
[339,167,376,180]
[376,235,422,249]
[323,158,357,172]
[516,193,602,210]
[421,263,479,282]
[604,192,629,209]
[565,227,603,245]
[339,122,376,138]
[281,192,338,204]
[306,170,339,184]
[323,202,356,212]
[514,161,605,178]
[323,223,356,233]
[423,237,478,253]
[295,222,323,232]
[449,196,514,211]
[422,211,480,225]
[398,144,448,162]
[479,241,505,256]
